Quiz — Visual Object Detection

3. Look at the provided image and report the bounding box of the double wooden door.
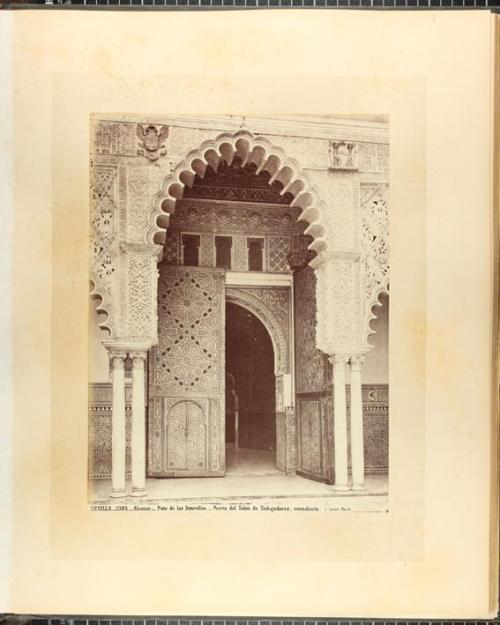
[148,264,326,482]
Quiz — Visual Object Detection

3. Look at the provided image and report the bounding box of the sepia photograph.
[88,115,390,512]
[3,8,497,618]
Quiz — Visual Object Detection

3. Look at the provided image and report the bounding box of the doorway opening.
[225,301,278,476]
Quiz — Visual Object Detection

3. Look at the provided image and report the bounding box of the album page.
[1,8,497,619]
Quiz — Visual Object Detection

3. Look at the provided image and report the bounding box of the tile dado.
[88,383,133,480]
[88,383,388,480]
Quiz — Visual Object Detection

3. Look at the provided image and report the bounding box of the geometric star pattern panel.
[153,267,224,394]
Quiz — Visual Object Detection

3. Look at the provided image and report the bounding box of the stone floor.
[225,446,281,475]
[90,448,388,512]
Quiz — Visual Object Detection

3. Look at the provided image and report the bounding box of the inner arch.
[225,302,277,476]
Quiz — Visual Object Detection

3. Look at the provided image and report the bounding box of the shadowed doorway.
[225,301,277,476]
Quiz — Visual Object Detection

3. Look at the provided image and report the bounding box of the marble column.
[110,351,127,498]
[350,355,366,491]
[130,350,147,497]
[331,354,350,491]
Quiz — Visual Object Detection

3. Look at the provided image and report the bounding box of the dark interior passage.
[225,302,276,451]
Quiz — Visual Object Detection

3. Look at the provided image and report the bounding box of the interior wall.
[362,293,389,384]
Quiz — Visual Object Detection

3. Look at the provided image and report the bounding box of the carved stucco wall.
[87,282,389,387]
[165,198,311,274]
[361,184,390,338]
[90,164,120,333]
[90,117,389,356]
[364,293,389,384]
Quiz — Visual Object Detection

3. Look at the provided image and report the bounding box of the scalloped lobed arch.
[89,279,113,336]
[147,130,330,264]
[360,183,390,343]
[366,287,390,341]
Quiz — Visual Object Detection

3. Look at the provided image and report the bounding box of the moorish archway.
[90,120,389,499]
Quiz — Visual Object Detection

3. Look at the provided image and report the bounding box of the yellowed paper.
[5,9,496,618]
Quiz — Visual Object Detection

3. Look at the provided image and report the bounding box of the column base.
[351,483,366,492]
[110,488,127,498]
[334,484,351,492]
[131,488,147,498]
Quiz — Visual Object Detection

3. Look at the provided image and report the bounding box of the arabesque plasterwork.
[361,183,390,337]
[90,119,389,355]
[90,164,119,334]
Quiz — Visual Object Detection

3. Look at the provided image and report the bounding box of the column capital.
[350,354,366,371]
[103,339,153,352]
[328,353,349,366]
[129,349,148,363]
[108,351,127,367]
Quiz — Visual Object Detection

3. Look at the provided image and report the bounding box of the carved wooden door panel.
[294,266,334,483]
[148,265,226,477]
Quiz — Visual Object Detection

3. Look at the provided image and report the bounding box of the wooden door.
[148,265,226,477]
[294,265,334,483]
